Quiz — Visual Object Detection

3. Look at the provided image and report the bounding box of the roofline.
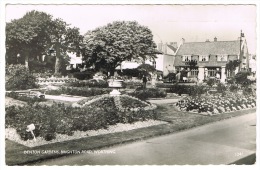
[182,40,240,44]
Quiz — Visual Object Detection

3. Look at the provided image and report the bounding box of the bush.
[6,92,46,104]
[189,85,208,97]
[168,85,191,95]
[46,86,112,97]
[234,71,252,87]
[73,72,94,80]
[130,88,167,100]
[216,83,227,94]
[229,84,239,92]
[168,84,208,96]
[205,78,216,87]
[6,64,38,90]
[68,79,108,88]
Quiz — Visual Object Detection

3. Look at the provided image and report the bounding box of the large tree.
[47,18,83,74]
[6,10,53,68]
[82,21,158,75]
[6,10,83,74]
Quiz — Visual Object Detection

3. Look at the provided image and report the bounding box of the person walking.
[142,75,147,89]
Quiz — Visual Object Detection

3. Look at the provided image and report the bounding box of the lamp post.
[16,53,21,64]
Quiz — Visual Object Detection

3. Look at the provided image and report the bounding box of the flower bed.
[176,93,256,116]
[74,94,157,123]
[5,120,166,148]
[6,94,158,143]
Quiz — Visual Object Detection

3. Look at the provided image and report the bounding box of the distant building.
[157,42,178,76]
[116,42,178,76]
[248,54,256,77]
[173,31,249,83]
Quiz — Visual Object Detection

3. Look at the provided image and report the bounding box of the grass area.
[5,102,256,165]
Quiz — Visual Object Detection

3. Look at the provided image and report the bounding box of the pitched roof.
[176,40,240,55]
[167,45,177,53]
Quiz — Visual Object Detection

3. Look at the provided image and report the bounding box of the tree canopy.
[6,11,53,68]
[6,10,83,74]
[82,21,158,75]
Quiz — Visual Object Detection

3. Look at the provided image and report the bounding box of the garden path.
[45,94,87,102]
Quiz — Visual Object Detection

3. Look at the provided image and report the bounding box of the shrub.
[46,86,112,97]
[130,88,167,100]
[234,71,252,87]
[68,79,108,88]
[73,71,94,80]
[229,84,239,92]
[168,85,191,95]
[6,64,38,90]
[205,78,216,87]
[189,85,208,97]
[216,83,227,94]
[6,92,46,104]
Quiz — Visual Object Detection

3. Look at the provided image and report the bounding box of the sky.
[5,4,257,54]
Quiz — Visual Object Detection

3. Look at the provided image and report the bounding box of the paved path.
[45,94,87,102]
[148,98,180,104]
[34,113,256,165]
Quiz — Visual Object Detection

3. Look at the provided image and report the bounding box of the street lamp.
[17,53,20,63]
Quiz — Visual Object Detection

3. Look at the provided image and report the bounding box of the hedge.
[45,86,112,97]
[130,88,167,100]
[6,92,46,104]
[67,79,108,88]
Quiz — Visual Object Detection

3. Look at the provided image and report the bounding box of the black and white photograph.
[1,0,259,168]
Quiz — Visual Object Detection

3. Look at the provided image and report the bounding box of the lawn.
[5,101,255,165]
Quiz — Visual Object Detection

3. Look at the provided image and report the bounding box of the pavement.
[45,94,87,102]
[33,112,256,165]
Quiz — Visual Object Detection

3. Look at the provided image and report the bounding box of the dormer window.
[217,55,227,61]
[182,55,191,61]
[199,55,209,62]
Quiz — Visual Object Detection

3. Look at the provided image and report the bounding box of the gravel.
[5,120,167,148]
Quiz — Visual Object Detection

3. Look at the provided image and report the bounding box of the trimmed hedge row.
[167,84,209,96]
[45,86,112,97]
[6,92,46,104]
[130,88,167,100]
[67,79,108,88]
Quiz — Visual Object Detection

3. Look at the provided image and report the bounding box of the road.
[33,113,256,165]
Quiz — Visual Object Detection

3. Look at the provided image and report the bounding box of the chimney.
[214,37,217,42]
[158,42,163,52]
[181,38,185,45]
[169,42,178,49]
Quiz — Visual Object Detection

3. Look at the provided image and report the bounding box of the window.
[182,55,191,61]
[199,55,209,62]
[217,55,227,61]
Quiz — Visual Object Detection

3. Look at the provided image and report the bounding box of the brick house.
[173,32,249,83]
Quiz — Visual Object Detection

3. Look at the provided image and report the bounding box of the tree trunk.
[24,50,29,70]
[54,43,61,74]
